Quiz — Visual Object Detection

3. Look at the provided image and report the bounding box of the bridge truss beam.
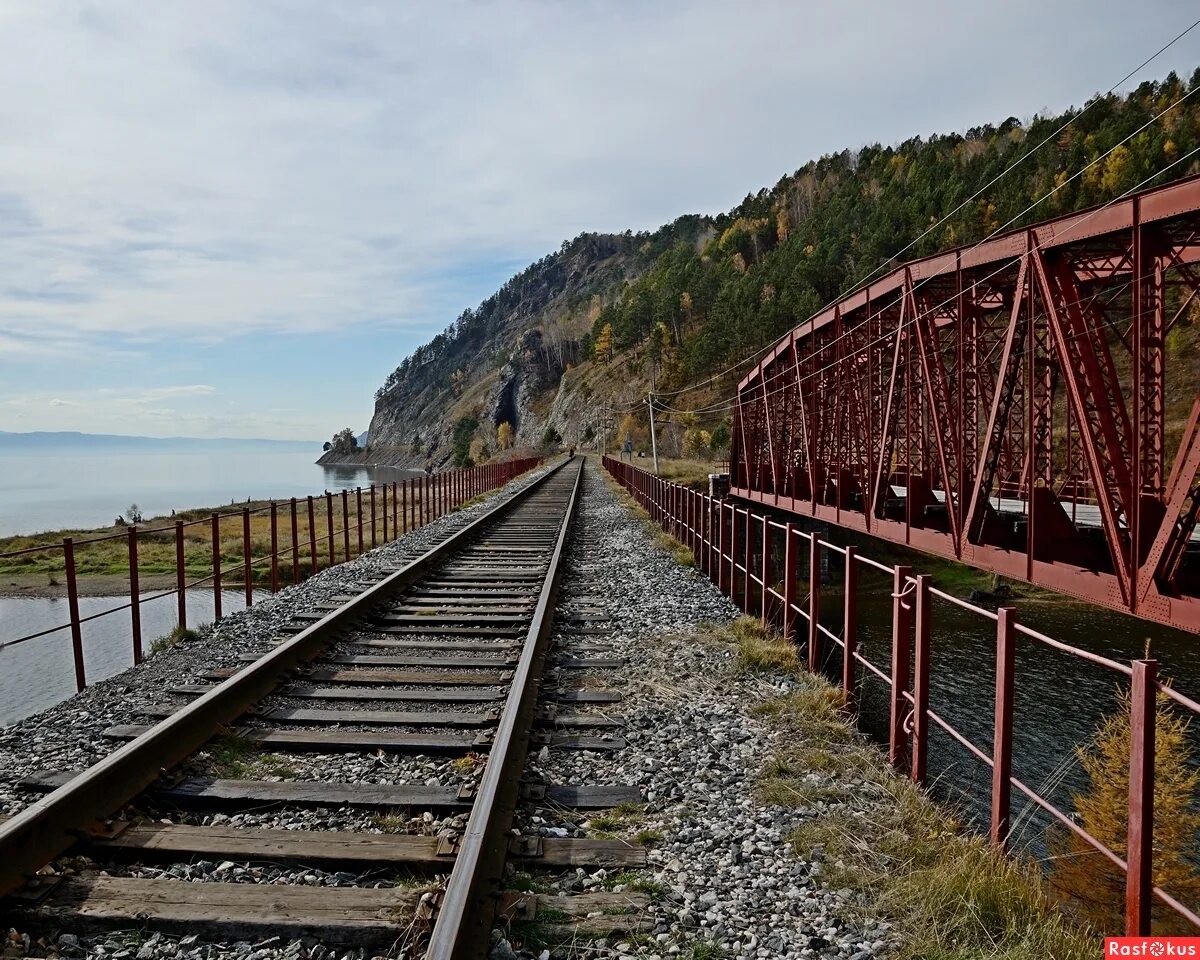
[731,174,1200,632]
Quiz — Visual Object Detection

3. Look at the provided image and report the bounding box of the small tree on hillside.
[1049,687,1200,932]
[497,421,513,450]
[710,420,732,459]
[541,425,562,450]
[593,323,614,363]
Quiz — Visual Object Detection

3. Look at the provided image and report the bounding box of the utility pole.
[648,393,659,474]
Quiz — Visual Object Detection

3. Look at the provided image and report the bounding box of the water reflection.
[0,591,246,726]
[320,464,425,490]
[816,559,1196,860]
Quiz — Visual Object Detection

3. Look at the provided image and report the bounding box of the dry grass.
[604,471,696,568]
[706,617,1096,960]
[0,484,453,587]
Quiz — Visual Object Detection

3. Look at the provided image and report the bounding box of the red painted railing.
[604,455,1198,937]
[0,459,540,691]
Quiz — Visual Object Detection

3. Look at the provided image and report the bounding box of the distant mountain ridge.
[0,431,317,449]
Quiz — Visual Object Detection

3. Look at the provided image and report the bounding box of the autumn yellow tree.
[593,323,614,362]
[1050,688,1200,933]
[496,421,513,450]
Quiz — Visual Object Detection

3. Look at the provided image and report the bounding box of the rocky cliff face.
[335,223,707,468]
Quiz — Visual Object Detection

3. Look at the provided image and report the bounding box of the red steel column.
[242,508,253,607]
[128,526,143,665]
[382,483,390,541]
[911,574,932,785]
[842,546,858,706]
[990,607,1017,849]
[760,516,771,628]
[356,488,364,554]
[742,508,753,613]
[64,537,86,691]
[1126,659,1157,936]
[290,499,300,584]
[807,537,822,671]
[889,565,913,770]
[307,496,318,575]
[369,486,377,548]
[341,490,350,562]
[270,502,279,593]
[176,520,188,629]
[782,523,798,641]
[325,492,335,566]
[211,514,222,622]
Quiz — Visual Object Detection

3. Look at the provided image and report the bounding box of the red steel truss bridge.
[731,174,1200,632]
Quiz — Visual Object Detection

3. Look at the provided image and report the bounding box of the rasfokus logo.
[1106,938,1200,957]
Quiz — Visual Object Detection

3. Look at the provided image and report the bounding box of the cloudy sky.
[1,1,1198,441]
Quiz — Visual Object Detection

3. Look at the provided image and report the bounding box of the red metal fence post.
[725,505,737,601]
[743,508,753,614]
[370,486,377,548]
[270,502,279,593]
[1126,659,1157,936]
[990,607,1016,849]
[128,526,142,664]
[911,574,932,786]
[889,565,913,770]
[325,492,335,566]
[842,546,858,707]
[341,490,350,562]
[242,508,253,608]
[63,537,86,691]
[382,482,389,541]
[393,481,399,529]
[176,520,188,630]
[290,498,300,584]
[709,496,718,581]
[808,536,822,671]
[356,488,364,555]
[760,515,771,627]
[782,523,798,641]
[307,496,318,575]
[211,514,222,622]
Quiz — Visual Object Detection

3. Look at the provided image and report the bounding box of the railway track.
[0,456,642,958]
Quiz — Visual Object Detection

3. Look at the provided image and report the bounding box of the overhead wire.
[658,134,1200,420]
[643,20,1200,406]
[681,90,1200,415]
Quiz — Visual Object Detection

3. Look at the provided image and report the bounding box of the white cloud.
[0,2,1195,348]
[0,1,1197,442]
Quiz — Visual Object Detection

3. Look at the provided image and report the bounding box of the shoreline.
[0,573,183,599]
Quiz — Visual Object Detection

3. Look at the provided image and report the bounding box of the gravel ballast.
[501,461,896,959]
[1,458,902,960]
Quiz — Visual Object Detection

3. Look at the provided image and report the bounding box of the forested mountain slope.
[338,69,1200,469]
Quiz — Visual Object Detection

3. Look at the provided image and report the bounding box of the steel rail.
[0,458,569,899]
[424,458,584,959]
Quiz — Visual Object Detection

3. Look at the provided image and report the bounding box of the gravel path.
[499,461,895,960]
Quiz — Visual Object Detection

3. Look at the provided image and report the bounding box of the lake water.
[0,590,247,726]
[0,441,431,725]
[0,443,420,537]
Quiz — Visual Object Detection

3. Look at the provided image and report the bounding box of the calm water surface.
[0,443,420,537]
[818,564,1198,860]
[0,590,246,726]
[0,443,426,724]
